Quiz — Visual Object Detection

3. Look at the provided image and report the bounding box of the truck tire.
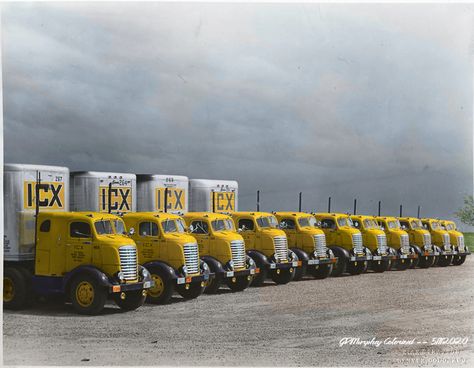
[17,267,34,306]
[309,263,333,279]
[202,261,222,294]
[176,283,205,299]
[69,275,107,315]
[270,268,294,285]
[408,247,420,269]
[347,261,366,275]
[291,248,308,281]
[114,290,146,311]
[371,259,389,273]
[226,275,252,292]
[146,266,174,305]
[250,256,268,287]
[4,267,29,310]
[452,255,467,266]
[330,248,348,277]
[436,253,452,267]
[386,248,397,271]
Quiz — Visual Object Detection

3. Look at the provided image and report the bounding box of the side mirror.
[128,227,135,236]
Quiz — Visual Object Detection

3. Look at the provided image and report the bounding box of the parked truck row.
[4,164,470,315]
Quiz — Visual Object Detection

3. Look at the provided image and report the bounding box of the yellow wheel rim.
[149,274,164,298]
[4,277,14,303]
[76,281,95,307]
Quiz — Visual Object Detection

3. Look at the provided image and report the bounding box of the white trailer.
[70,171,136,214]
[137,174,188,215]
[4,164,69,261]
[189,179,238,213]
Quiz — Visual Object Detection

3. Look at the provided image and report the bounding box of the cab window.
[399,221,409,230]
[298,217,312,228]
[70,222,91,238]
[95,220,114,235]
[378,221,386,230]
[225,219,235,231]
[238,219,254,231]
[281,218,296,230]
[320,219,335,229]
[353,220,361,229]
[190,220,209,234]
[114,219,126,234]
[139,221,158,236]
[212,219,226,232]
[162,219,178,233]
[40,220,51,232]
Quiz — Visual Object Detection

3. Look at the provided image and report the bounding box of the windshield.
[337,217,353,227]
[95,220,114,235]
[114,219,126,234]
[387,221,399,229]
[257,216,277,228]
[212,219,227,232]
[225,219,235,231]
[431,222,441,230]
[298,217,314,227]
[445,223,455,231]
[363,219,378,229]
[162,219,179,233]
[176,219,186,233]
[411,220,422,230]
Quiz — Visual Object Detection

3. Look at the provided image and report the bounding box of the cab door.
[189,220,211,255]
[136,221,159,263]
[281,218,297,247]
[66,221,93,271]
[237,218,256,250]
[320,218,337,246]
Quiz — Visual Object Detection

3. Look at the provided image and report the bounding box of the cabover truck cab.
[122,212,211,304]
[440,220,470,265]
[421,218,454,267]
[231,212,299,286]
[398,217,436,268]
[182,212,257,293]
[3,164,151,315]
[273,212,337,280]
[350,215,395,272]
[313,213,371,276]
[375,217,418,270]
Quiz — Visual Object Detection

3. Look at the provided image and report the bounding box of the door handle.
[83,241,91,245]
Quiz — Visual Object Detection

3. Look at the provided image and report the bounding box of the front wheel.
[347,261,366,275]
[309,263,333,279]
[147,267,174,304]
[418,254,434,268]
[452,255,467,266]
[436,254,453,267]
[270,268,294,285]
[226,275,252,292]
[250,256,268,287]
[330,248,348,277]
[69,275,107,315]
[176,282,205,299]
[114,289,146,311]
[203,262,222,294]
[371,259,390,273]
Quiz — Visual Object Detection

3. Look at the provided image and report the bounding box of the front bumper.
[304,257,338,266]
[349,255,371,262]
[266,260,300,270]
[371,254,396,262]
[176,272,215,285]
[109,280,153,293]
[398,253,418,260]
[216,268,258,279]
[452,249,471,256]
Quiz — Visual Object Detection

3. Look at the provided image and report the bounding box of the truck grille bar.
[376,234,388,254]
[273,236,289,262]
[119,246,138,281]
[443,233,451,251]
[457,236,465,251]
[352,233,364,254]
[230,240,246,269]
[313,234,327,257]
[400,234,410,254]
[183,242,200,274]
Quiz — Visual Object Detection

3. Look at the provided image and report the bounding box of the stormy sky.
[2,2,473,227]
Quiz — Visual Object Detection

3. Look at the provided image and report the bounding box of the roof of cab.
[122,212,182,221]
[375,216,397,221]
[313,212,350,218]
[231,211,273,217]
[350,214,376,220]
[398,217,420,221]
[182,212,231,220]
[274,212,313,218]
[38,211,120,220]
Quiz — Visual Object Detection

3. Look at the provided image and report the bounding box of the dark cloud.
[3,3,473,228]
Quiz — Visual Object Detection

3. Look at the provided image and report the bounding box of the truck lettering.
[23,182,65,209]
[155,188,185,211]
[213,191,235,212]
[99,186,133,213]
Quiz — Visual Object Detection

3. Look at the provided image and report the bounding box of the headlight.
[117,271,125,281]
[201,262,209,272]
[227,260,234,270]
[140,267,150,279]
[313,250,318,258]
[247,257,255,266]
[182,265,188,275]
[288,251,295,260]
[365,248,372,256]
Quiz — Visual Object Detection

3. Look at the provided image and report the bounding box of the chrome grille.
[273,236,289,261]
[376,234,388,254]
[443,233,451,250]
[313,234,327,257]
[400,234,410,254]
[119,246,138,281]
[423,233,431,246]
[457,236,465,251]
[230,240,246,269]
[183,242,200,274]
[352,233,364,254]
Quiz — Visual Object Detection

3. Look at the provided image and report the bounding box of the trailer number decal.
[155,188,185,211]
[213,192,235,212]
[99,186,132,213]
[23,181,65,209]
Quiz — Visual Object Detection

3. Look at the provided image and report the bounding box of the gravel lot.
[4,258,474,366]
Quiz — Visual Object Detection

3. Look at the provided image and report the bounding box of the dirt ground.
[3,257,474,366]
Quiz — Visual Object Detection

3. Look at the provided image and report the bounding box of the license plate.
[292,261,299,267]
[177,277,185,285]
[350,256,356,261]
[453,251,458,255]
[204,274,209,280]
[226,271,234,277]
[434,252,439,256]
[270,264,276,269]
[400,255,408,259]
[144,281,152,288]
[308,259,319,265]
[250,269,255,275]
[372,256,381,261]
[366,255,372,260]
[185,277,192,283]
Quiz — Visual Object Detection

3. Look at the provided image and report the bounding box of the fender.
[143,261,178,281]
[63,265,111,294]
[330,246,350,259]
[291,248,309,262]
[201,256,225,274]
[410,245,422,256]
[138,265,154,283]
[247,250,270,267]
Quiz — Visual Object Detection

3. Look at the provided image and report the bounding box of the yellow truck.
[375,216,418,270]
[122,212,212,303]
[421,218,454,267]
[350,215,395,272]
[231,212,299,286]
[440,220,470,265]
[273,212,337,280]
[312,213,372,276]
[398,217,436,268]
[182,212,257,293]
[4,164,152,315]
